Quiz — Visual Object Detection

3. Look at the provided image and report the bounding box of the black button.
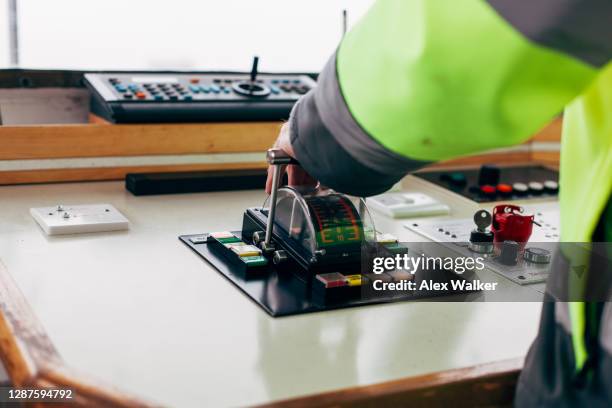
[123,93,133,99]
[169,95,178,100]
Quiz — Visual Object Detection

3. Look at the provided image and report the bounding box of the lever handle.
[266,148,299,166]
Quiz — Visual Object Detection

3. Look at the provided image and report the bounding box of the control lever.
[262,148,299,253]
[249,56,259,95]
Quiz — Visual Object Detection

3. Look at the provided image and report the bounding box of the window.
[2,0,374,72]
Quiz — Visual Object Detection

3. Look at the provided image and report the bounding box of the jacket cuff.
[289,91,404,197]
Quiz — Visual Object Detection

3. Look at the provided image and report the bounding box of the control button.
[115,84,127,92]
[478,164,501,186]
[543,180,559,193]
[128,84,139,92]
[123,93,133,99]
[189,85,200,93]
[500,240,520,265]
[271,79,280,84]
[222,88,231,94]
[512,182,529,195]
[292,79,301,84]
[200,85,211,93]
[190,78,200,84]
[183,95,193,100]
[442,172,466,187]
[282,79,290,84]
[528,181,544,194]
[524,247,551,264]
[135,91,146,99]
[154,94,164,100]
[497,183,513,196]
[270,86,281,94]
[210,85,221,93]
[169,95,178,100]
[280,85,291,92]
[213,79,222,83]
[224,79,232,84]
[480,184,497,198]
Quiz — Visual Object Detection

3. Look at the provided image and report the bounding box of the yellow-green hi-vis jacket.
[288,1,612,405]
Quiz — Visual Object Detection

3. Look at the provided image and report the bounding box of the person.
[266,1,612,406]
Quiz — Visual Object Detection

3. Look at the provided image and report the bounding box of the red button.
[190,78,200,84]
[480,185,496,195]
[497,183,513,194]
[135,91,146,99]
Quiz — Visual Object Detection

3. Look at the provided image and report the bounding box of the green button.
[241,256,268,267]
[216,236,241,244]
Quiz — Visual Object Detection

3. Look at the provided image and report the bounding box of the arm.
[278,0,611,196]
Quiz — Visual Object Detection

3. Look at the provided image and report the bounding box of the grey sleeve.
[288,52,430,197]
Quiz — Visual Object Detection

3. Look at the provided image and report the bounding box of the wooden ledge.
[258,358,522,408]
[0,121,281,160]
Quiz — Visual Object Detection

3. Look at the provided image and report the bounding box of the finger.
[287,165,317,188]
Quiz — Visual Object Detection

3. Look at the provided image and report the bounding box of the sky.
[1,0,374,72]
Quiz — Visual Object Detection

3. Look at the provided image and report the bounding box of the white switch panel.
[368,192,450,219]
[30,204,129,235]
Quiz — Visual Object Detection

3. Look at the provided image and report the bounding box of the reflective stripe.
[600,303,612,356]
[569,302,588,372]
[487,0,612,67]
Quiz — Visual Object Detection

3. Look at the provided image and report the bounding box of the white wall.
[1,0,375,72]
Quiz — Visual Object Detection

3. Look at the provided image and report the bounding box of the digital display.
[305,195,363,248]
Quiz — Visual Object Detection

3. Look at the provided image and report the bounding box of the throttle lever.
[262,148,300,253]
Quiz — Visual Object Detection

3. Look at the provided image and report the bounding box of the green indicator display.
[305,195,363,248]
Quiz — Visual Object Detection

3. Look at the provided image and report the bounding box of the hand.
[265,123,317,194]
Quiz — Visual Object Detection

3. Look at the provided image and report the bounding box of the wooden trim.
[529,117,563,142]
[0,261,158,407]
[0,161,267,185]
[257,358,522,408]
[0,122,280,160]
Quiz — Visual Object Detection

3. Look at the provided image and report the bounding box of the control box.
[414,164,559,203]
[84,72,316,123]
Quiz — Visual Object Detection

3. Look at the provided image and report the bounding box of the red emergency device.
[491,204,534,246]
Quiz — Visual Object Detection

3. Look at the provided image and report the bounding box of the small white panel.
[30,204,129,235]
[368,192,450,219]
[405,204,561,285]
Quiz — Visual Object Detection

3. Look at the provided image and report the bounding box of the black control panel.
[415,164,559,203]
[84,72,316,123]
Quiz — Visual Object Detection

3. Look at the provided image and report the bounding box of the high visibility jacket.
[288,0,612,405]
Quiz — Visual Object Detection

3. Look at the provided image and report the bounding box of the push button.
[497,183,513,196]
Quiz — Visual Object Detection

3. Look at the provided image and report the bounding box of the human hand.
[265,123,317,194]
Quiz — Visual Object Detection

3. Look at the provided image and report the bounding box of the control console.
[84,58,316,123]
[415,164,559,203]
